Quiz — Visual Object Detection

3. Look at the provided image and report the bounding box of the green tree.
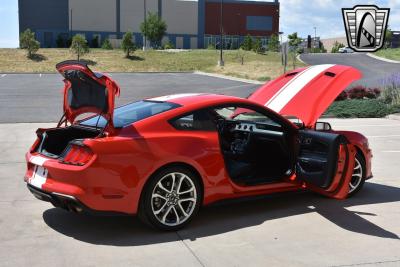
[288,32,302,69]
[19,29,40,58]
[70,34,89,61]
[121,31,136,57]
[268,34,279,52]
[140,12,167,47]
[331,41,345,53]
[101,39,113,50]
[252,37,263,54]
[385,28,393,48]
[241,35,253,51]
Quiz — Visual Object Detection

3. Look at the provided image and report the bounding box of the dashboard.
[233,122,284,136]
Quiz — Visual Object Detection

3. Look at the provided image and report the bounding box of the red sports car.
[25,61,372,230]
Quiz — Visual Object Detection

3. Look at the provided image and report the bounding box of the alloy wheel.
[349,157,363,194]
[151,172,197,226]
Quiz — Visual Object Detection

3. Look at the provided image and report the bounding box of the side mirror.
[315,121,332,131]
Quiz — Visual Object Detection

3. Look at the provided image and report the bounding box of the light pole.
[218,0,224,66]
[143,0,147,51]
[279,32,286,73]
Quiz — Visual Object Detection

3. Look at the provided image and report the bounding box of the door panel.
[296,130,355,199]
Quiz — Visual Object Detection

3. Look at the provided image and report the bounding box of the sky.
[0,0,399,48]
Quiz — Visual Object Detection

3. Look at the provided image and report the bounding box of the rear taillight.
[31,137,41,152]
[60,143,94,166]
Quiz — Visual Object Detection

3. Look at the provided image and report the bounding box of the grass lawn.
[374,48,400,61]
[0,48,305,81]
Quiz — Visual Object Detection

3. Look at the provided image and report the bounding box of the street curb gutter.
[194,71,264,85]
[366,53,400,64]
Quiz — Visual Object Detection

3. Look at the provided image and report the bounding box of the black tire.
[348,152,366,197]
[138,166,202,231]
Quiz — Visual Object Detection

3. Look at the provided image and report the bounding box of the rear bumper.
[27,183,87,213]
[27,183,129,216]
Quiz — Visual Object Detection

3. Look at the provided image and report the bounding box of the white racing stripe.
[266,64,334,112]
[30,155,48,166]
[149,93,202,102]
[29,166,48,189]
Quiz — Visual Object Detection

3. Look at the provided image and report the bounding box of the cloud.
[279,0,399,40]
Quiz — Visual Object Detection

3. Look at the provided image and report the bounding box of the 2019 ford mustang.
[25,61,372,230]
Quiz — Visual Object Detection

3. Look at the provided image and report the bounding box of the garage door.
[176,37,184,49]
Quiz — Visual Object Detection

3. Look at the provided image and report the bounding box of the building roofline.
[205,0,279,6]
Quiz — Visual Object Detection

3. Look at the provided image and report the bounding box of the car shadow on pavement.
[42,182,400,246]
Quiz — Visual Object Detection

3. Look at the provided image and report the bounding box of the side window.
[171,110,216,131]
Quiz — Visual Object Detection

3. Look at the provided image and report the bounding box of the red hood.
[56,60,120,125]
[248,64,362,127]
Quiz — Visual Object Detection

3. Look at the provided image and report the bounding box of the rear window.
[80,100,180,128]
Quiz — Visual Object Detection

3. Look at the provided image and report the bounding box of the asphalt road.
[0,72,259,123]
[1,118,399,266]
[300,53,399,87]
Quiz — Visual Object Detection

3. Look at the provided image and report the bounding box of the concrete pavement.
[1,118,399,267]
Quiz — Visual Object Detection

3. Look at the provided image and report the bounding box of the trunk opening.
[36,125,101,158]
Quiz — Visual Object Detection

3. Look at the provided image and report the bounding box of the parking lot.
[0,72,259,123]
[0,73,399,267]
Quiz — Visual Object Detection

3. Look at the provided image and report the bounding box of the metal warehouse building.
[18,0,280,49]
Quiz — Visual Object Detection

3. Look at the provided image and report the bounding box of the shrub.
[70,34,89,60]
[19,29,40,58]
[241,35,253,51]
[101,39,113,50]
[91,36,99,48]
[252,37,263,54]
[381,73,400,105]
[268,34,279,52]
[365,88,381,99]
[347,85,367,99]
[389,104,400,114]
[121,31,136,57]
[207,43,215,50]
[337,86,381,101]
[326,99,390,118]
[335,91,348,101]
[66,37,72,47]
[56,34,66,48]
[163,41,174,49]
[331,41,345,53]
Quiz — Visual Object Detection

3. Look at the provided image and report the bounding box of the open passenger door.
[295,130,356,199]
[56,60,120,127]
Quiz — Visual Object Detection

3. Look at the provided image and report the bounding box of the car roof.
[146,93,247,107]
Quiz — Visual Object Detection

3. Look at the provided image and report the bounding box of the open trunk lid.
[248,64,362,127]
[56,60,120,126]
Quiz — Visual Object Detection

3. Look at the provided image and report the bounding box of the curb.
[366,53,400,64]
[386,114,400,120]
[297,55,306,64]
[194,71,264,85]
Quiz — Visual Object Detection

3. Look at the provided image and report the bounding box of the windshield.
[80,100,180,128]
